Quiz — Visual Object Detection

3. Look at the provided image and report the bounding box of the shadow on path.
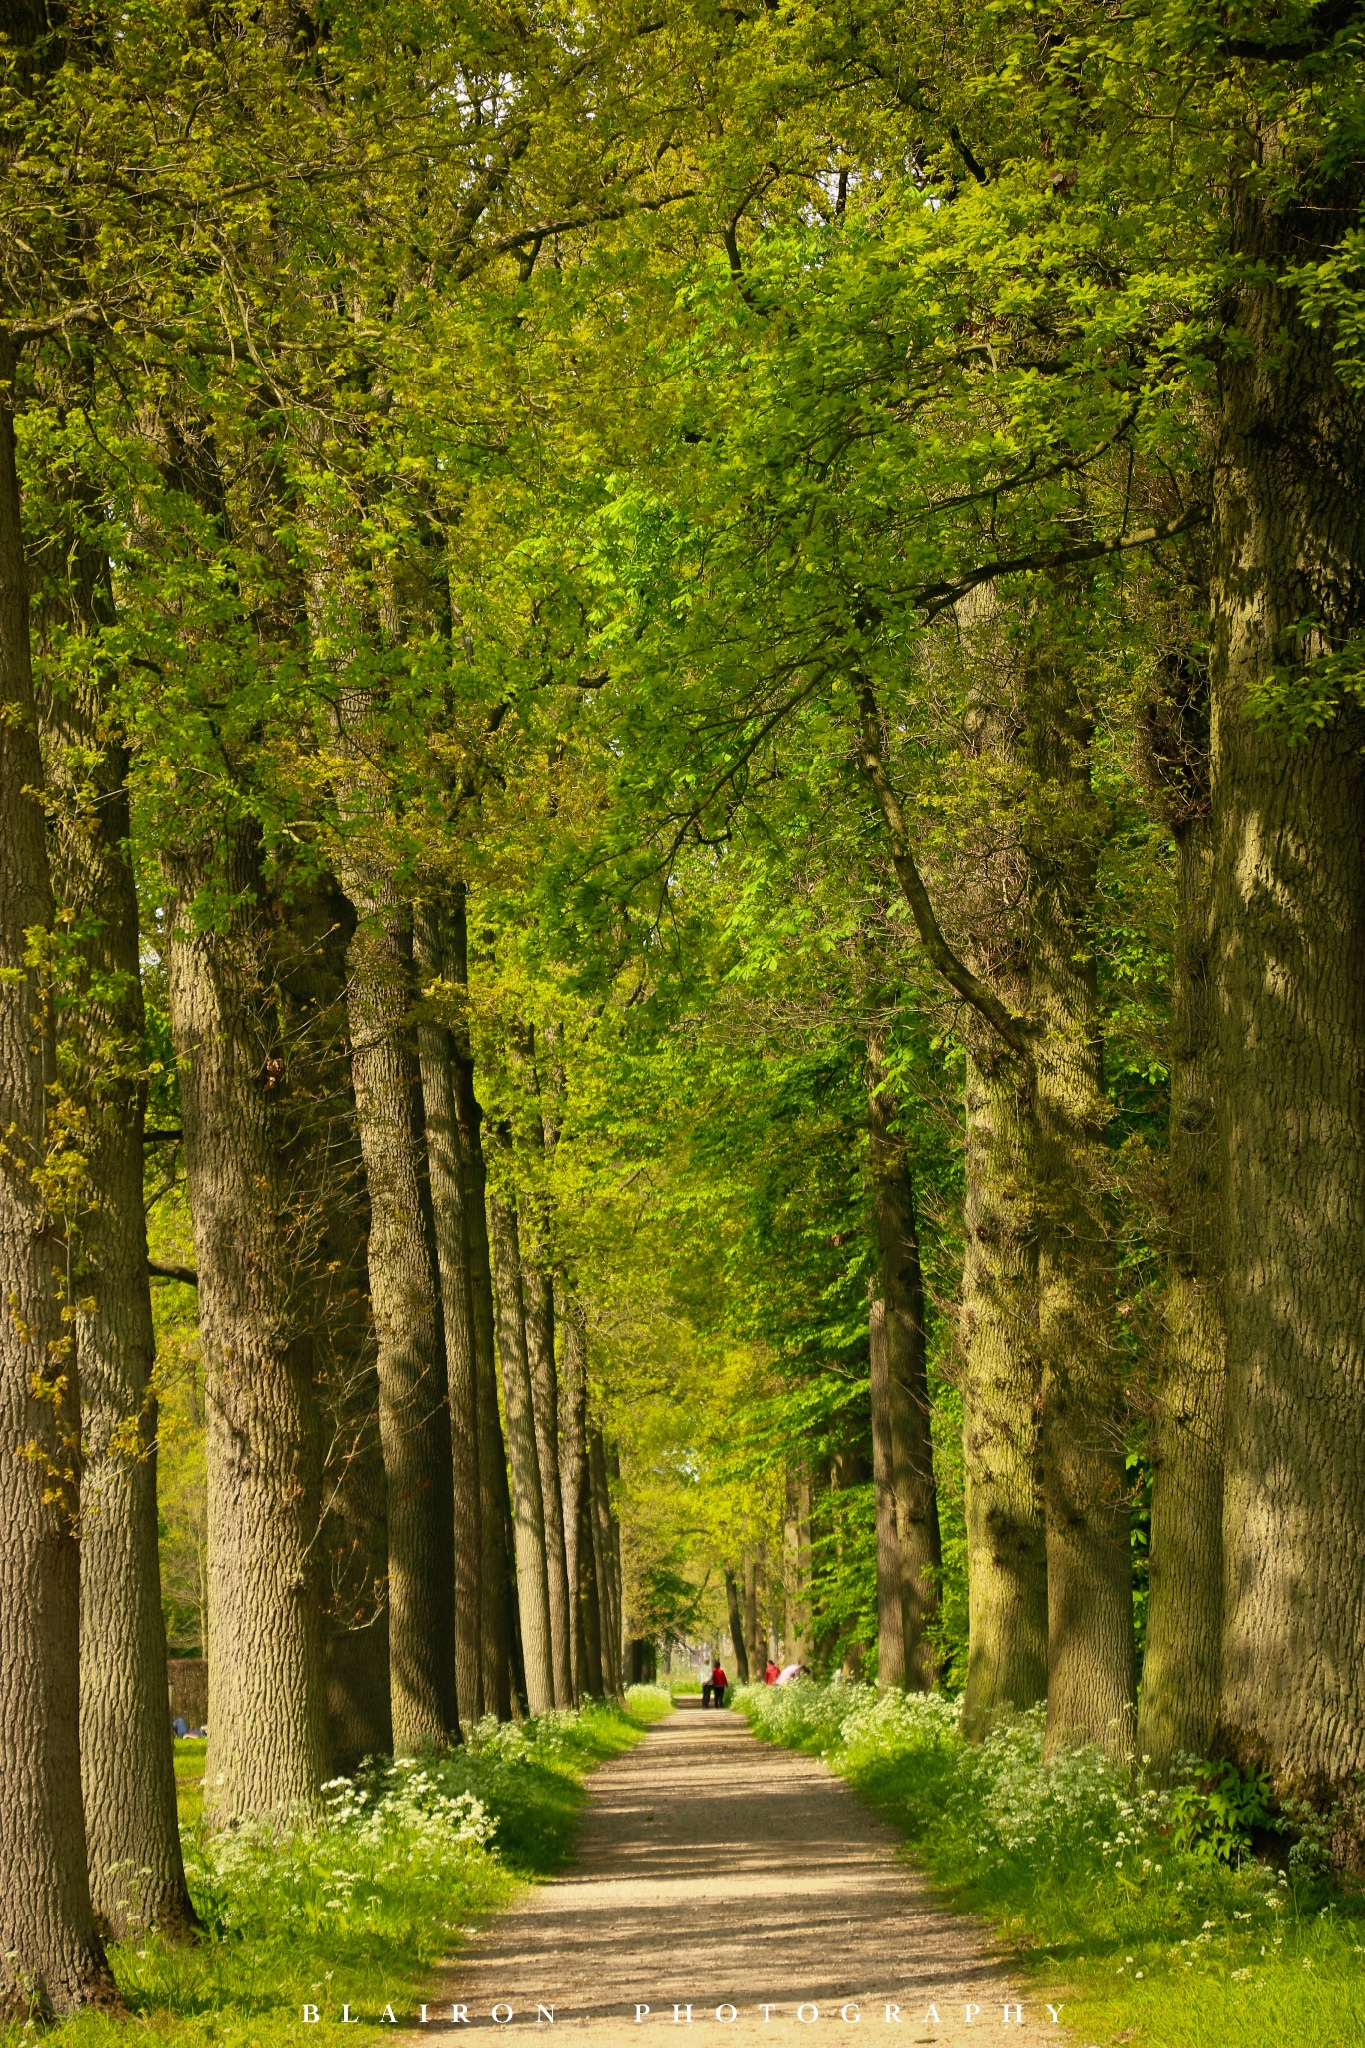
[413,1700,1072,2047]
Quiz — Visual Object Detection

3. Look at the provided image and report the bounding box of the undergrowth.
[735,1680,1363,2048]
[10,1687,670,2048]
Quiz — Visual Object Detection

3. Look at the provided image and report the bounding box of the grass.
[734,1681,1364,2048]
[12,1688,671,2048]
[172,1742,208,1831]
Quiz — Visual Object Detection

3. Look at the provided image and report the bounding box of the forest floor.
[415,1696,1065,2048]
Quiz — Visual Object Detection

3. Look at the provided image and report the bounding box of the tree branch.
[915,503,1208,619]
[854,677,1030,1057]
[480,187,698,260]
[946,121,988,185]
[148,1259,198,1286]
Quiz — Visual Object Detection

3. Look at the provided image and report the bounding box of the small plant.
[1280,1793,1341,1881]
[1168,1760,1272,1864]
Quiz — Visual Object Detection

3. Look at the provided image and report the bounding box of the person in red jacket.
[711,1661,728,1708]
[764,1659,779,1684]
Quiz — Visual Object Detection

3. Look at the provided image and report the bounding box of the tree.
[415,895,485,1729]
[488,1173,557,1713]
[1206,84,1365,1810]
[165,833,333,1820]
[0,333,119,2018]
[30,472,196,1935]
[866,1021,941,1690]
[337,875,457,1749]
[1136,619,1225,1768]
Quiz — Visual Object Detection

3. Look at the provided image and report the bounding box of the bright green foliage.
[7,0,1365,2023]
[1169,1763,1274,1867]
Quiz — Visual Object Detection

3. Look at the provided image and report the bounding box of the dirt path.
[412,1700,1073,2048]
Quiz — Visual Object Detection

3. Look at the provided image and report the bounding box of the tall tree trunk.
[33,529,194,1937]
[606,1443,626,1685]
[448,1014,514,1721]
[275,873,391,1774]
[578,1480,605,1697]
[1210,160,1365,1814]
[337,886,455,1749]
[807,1453,839,1670]
[831,1430,871,1679]
[323,1366,393,1772]
[783,1469,813,1664]
[1026,629,1135,1757]
[165,824,331,1821]
[725,1569,751,1682]
[510,1025,574,1706]
[558,1289,591,1698]
[826,1449,871,1671]
[523,1262,573,1706]
[1137,659,1225,1768]
[744,1551,767,1681]
[321,1232,392,1775]
[952,606,1049,1741]
[868,1290,906,1687]
[959,1045,1048,1739]
[0,340,118,2018]
[866,1027,941,1690]
[414,898,483,1731]
[589,1429,622,1697]
[488,1189,556,1713]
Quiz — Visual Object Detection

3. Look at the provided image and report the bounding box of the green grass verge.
[11,1688,671,2048]
[734,1682,1364,2048]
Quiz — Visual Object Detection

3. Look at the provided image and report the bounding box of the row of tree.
[3,0,1365,2022]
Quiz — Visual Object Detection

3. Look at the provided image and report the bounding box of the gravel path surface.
[414,1699,1073,2048]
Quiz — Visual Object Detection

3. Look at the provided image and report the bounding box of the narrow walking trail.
[419,1701,1070,2047]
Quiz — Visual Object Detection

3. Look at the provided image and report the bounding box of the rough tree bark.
[0,337,119,2017]
[783,1468,814,1664]
[166,824,331,1821]
[311,1047,392,1771]
[488,1186,556,1713]
[827,1442,871,1676]
[323,1356,393,1772]
[894,606,1047,1741]
[1026,625,1135,1757]
[725,1569,751,1682]
[743,1551,767,1681]
[524,1271,572,1704]
[1136,650,1225,1767]
[336,881,455,1749]
[1210,154,1365,1814]
[866,1025,941,1690]
[958,1043,1048,1739]
[867,1290,906,1687]
[414,897,483,1730]
[578,1480,606,1697]
[558,1289,592,1697]
[32,523,195,1937]
[448,1004,514,1721]
[513,1029,574,1708]
[266,872,392,1774]
[606,1443,626,1683]
[589,1428,623,1697]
